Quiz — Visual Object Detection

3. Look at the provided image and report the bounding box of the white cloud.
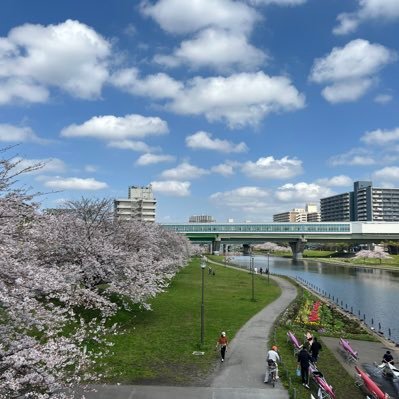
[210,186,274,215]
[333,13,360,36]
[310,40,395,83]
[160,162,209,180]
[209,182,333,218]
[136,153,175,166]
[310,39,396,103]
[0,78,49,105]
[373,166,399,186]
[361,127,399,146]
[140,0,258,34]
[211,162,237,176]
[241,156,303,179]
[110,70,304,128]
[374,94,393,104]
[321,79,373,103]
[333,0,399,35]
[169,72,305,128]
[315,175,353,187]
[329,149,376,166]
[154,28,267,71]
[248,0,306,4]
[12,157,66,174]
[110,68,183,99]
[0,20,111,103]
[60,114,168,140]
[151,180,191,196]
[84,165,97,173]
[186,131,248,153]
[43,177,108,190]
[0,123,42,142]
[107,140,155,152]
[275,182,334,202]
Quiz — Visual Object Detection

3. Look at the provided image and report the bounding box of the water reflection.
[231,255,399,342]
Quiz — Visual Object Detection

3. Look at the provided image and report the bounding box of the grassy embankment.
[96,256,281,385]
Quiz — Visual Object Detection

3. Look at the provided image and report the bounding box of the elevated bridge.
[161,222,399,259]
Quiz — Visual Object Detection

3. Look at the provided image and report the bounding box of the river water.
[231,255,399,343]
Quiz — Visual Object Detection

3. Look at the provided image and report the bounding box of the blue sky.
[1,0,399,223]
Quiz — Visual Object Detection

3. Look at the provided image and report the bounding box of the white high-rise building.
[114,185,156,222]
[273,204,320,222]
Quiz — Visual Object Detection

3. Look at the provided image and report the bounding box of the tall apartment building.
[273,204,320,222]
[320,192,353,222]
[320,181,399,222]
[188,215,215,223]
[114,185,156,222]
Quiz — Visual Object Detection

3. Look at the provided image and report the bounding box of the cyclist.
[264,345,280,383]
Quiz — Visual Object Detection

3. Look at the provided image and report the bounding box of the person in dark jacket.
[383,350,394,365]
[310,337,322,362]
[297,346,312,388]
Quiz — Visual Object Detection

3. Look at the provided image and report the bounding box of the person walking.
[264,345,280,383]
[310,337,322,363]
[297,346,312,388]
[216,331,228,362]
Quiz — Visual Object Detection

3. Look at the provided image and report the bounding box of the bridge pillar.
[243,244,251,255]
[212,239,221,255]
[289,239,307,260]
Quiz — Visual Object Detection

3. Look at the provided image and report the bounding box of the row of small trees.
[0,147,191,398]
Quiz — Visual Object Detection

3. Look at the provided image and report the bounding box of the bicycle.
[267,359,278,387]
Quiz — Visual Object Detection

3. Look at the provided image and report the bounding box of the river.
[231,255,399,343]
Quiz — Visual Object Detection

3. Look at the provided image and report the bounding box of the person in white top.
[264,345,280,382]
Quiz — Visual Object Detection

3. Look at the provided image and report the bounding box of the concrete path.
[84,274,297,399]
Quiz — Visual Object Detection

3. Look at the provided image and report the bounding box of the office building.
[320,181,399,222]
[114,185,156,222]
[273,204,320,223]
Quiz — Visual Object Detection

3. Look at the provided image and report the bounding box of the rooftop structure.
[189,215,215,223]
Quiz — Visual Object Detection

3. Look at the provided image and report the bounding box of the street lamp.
[267,251,270,283]
[200,258,206,346]
[250,255,255,301]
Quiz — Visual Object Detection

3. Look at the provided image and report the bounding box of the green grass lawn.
[96,257,281,385]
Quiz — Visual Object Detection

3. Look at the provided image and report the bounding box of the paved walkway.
[84,273,297,399]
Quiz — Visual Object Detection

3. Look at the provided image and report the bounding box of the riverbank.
[304,256,399,271]
[254,249,399,271]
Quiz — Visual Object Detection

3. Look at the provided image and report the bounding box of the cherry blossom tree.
[254,241,291,252]
[354,248,392,264]
[0,147,190,398]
